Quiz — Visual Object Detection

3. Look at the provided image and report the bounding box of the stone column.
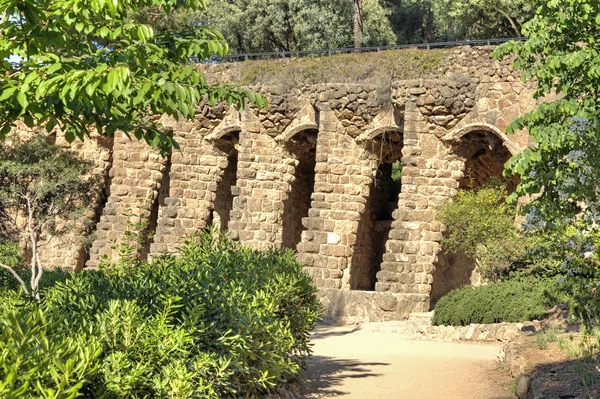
[87,132,167,267]
[297,104,375,289]
[150,111,235,255]
[376,84,465,300]
[228,109,296,250]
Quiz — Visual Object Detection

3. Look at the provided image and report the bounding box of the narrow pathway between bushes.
[301,323,514,399]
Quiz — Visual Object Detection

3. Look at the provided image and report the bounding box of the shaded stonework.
[15,46,540,322]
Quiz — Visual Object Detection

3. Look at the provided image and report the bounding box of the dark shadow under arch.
[350,130,403,291]
[281,129,318,250]
[209,131,239,231]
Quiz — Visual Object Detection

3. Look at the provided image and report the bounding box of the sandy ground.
[301,324,515,399]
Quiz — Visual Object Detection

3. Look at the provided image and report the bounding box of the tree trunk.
[26,197,42,300]
[353,0,363,48]
[498,9,521,37]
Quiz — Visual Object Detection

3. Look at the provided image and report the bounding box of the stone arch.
[444,123,518,156]
[349,126,404,291]
[281,128,318,250]
[356,107,403,143]
[204,107,241,142]
[275,101,319,144]
[431,124,519,304]
[445,123,519,191]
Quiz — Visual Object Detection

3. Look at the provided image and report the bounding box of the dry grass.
[200,47,450,87]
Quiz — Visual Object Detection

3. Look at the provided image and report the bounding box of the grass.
[536,333,548,350]
[200,47,450,87]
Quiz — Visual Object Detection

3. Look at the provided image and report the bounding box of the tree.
[354,0,363,48]
[201,0,395,54]
[0,0,264,156]
[0,135,97,298]
[493,0,600,322]
[442,0,537,39]
[362,0,396,46]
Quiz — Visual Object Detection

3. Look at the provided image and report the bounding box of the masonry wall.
[10,46,541,322]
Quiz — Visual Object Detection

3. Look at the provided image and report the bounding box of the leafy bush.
[0,232,321,398]
[432,280,563,326]
[438,185,525,281]
[0,239,23,290]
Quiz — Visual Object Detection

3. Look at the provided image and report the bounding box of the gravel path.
[301,324,515,399]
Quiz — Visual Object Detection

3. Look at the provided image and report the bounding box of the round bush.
[432,280,560,326]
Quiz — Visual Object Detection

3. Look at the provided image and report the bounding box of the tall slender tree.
[354,0,363,47]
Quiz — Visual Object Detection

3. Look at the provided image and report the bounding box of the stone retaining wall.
[11,46,542,322]
[417,321,542,343]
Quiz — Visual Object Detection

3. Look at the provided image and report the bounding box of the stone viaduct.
[34,46,536,323]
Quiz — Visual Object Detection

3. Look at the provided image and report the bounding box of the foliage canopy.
[0,0,263,155]
[494,0,600,324]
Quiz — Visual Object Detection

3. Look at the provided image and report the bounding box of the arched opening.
[209,131,239,231]
[350,129,403,291]
[281,129,318,250]
[431,129,518,304]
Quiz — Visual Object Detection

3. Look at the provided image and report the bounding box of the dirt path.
[301,324,515,399]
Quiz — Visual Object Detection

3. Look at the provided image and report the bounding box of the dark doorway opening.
[350,131,403,291]
[210,131,239,231]
[282,129,318,250]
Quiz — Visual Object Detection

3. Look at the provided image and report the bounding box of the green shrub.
[0,231,321,398]
[0,239,23,290]
[0,304,102,398]
[432,280,562,326]
[437,185,525,281]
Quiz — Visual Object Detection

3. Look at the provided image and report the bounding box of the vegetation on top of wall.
[432,279,565,326]
[201,47,450,87]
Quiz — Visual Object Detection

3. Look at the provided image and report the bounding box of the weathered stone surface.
[416,322,536,343]
[11,46,541,322]
[318,288,430,324]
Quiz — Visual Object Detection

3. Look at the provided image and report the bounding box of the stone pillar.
[297,105,375,289]
[376,95,462,300]
[150,115,235,255]
[87,132,166,267]
[228,109,296,250]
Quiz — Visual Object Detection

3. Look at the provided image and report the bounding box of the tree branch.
[0,263,30,296]
[498,9,521,37]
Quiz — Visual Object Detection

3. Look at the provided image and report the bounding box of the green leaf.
[0,124,11,137]
[0,87,17,101]
[16,91,28,109]
[106,69,119,93]
[46,63,62,75]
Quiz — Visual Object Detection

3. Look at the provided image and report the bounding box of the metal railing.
[221,37,527,62]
